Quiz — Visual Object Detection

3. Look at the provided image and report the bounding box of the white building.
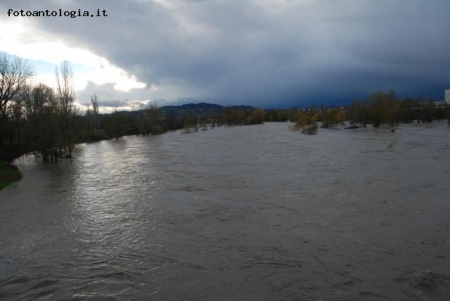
[446,89,450,104]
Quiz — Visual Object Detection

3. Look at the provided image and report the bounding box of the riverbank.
[0,160,22,190]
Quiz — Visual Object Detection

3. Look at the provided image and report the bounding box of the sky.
[1,0,449,111]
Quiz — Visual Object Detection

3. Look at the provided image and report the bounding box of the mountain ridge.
[158,102,256,117]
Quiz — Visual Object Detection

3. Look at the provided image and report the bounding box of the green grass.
[0,160,22,190]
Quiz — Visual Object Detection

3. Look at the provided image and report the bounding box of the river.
[1,122,450,300]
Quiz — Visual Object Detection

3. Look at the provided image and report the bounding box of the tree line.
[346,90,449,128]
[1,53,449,161]
[97,106,265,138]
[0,54,266,162]
[0,54,79,162]
[266,90,450,133]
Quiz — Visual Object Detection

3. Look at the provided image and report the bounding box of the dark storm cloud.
[3,0,450,107]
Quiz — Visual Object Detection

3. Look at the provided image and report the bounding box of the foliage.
[0,160,22,190]
[136,105,166,135]
[292,107,319,134]
[1,52,448,163]
[347,90,447,128]
[105,111,127,140]
[265,109,289,122]
[0,54,34,147]
[222,107,265,126]
[0,55,81,162]
[320,107,346,128]
[246,109,265,124]
[21,83,61,162]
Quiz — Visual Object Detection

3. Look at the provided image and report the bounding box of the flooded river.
[1,122,450,300]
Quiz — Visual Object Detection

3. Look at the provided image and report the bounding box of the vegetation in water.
[291,108,319,134]
[0,53,266,163]
[1,51,449,165]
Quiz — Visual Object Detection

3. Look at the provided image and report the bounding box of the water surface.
[1,123,450,300]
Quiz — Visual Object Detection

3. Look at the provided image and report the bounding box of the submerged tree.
[139,105,164,135]
[386,90,399,131]
[246,109,265,124]
[224,107,237,125]
[370,91,388,127]
[85,93,103,140]
[105,111,126,139]
[55,60,79,158]
[182,112,196,133]
[293,108,318,134]
[20,83,61,162]
[89,93,100,132]
[398,98,414,123]
[320,107,346,128]
[421,99,435,123]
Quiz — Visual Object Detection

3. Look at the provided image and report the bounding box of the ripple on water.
[1,123,450,300]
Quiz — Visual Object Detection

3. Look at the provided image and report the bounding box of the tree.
[422,99,435,123]
[276,109,289,122]
[5,96,25,146]
[85,107,93,133]
[90,93,100,132]
[137,105,164,135]
[399,98,414,123]
[246,109,265,124]
[86,93,100,135]
[182,112,196,133]
[320,107,346,128]
[21,83,60,162]
[0,53,33,145]
[446,104,450,125]
[414,97,422,124]
[293,108,318,134]
[55,60,78,158]
[105,111,126,139]
[386,90,399,131]
[370,91,388,127]
[224,107,237,125]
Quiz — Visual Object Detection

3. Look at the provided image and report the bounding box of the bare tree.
[55,60,75,115]
[91,93,100,131]
[55,60,77,158]
[0,53,33,145]
[0,54,33,117]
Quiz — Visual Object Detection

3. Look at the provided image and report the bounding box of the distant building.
[446,89,450,105]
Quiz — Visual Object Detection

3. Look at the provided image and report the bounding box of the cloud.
[1,0,450,107]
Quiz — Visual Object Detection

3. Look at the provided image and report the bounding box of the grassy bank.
[0,160,22,190]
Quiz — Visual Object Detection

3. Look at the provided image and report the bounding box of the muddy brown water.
[1,122,450,300]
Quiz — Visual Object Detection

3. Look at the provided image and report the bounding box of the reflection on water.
[1,123,450,300]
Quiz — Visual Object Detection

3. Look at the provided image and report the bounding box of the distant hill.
[98,103,256,118]
[159,103,255,117]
